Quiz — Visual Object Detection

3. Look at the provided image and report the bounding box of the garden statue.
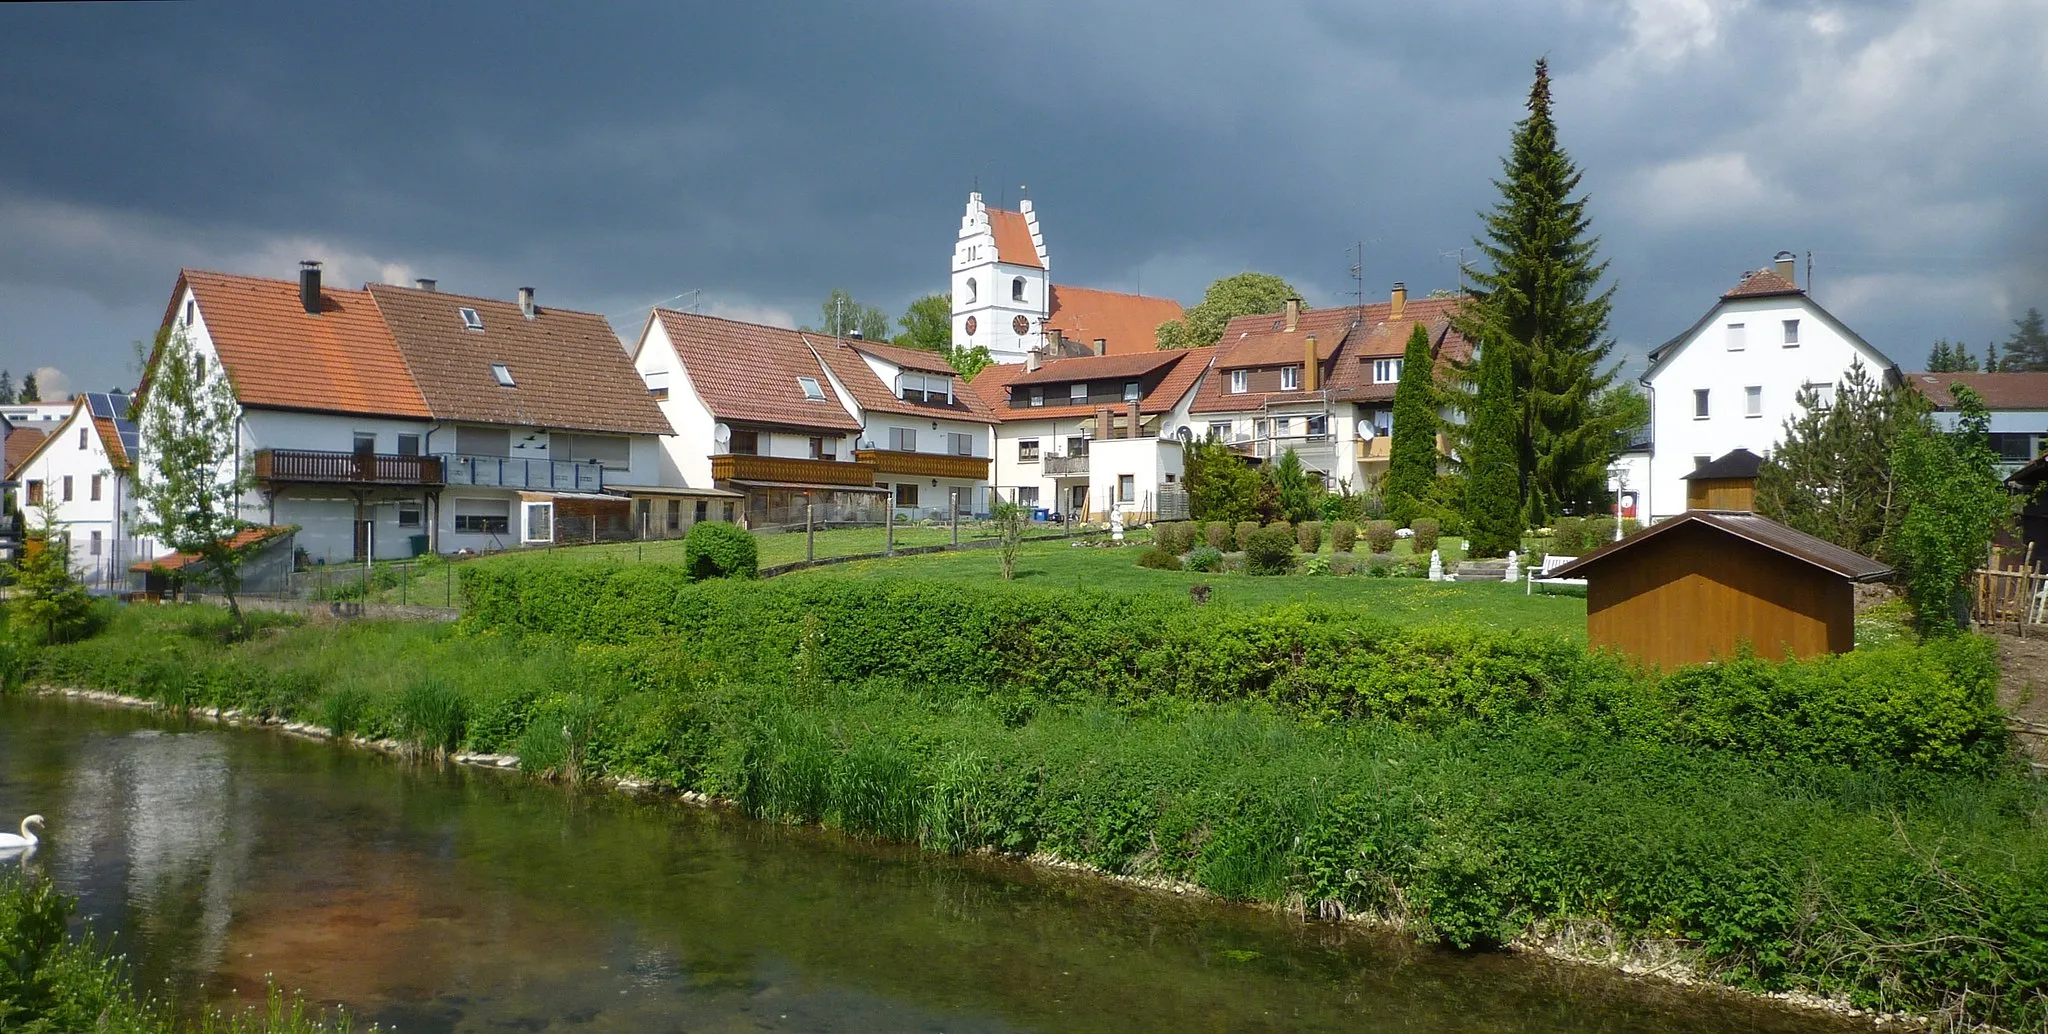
[1428,549,1443,581]
[1504,550,1520,583]
[1110,508,1125,542]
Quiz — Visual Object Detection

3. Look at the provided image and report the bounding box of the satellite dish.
[1356,419,1376,441]
[713,423,732,445]
[1176,425,1193,443]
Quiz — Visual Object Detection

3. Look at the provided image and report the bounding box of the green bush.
[1153,522,1195,554]
[1410,518,1440,555]
[1233,521,1259,551]
[1329,552,1357,576]
[1203,522,1233,551]
[1330,520,1357,552]
[1303,554,1331,576]
[1550,516,1586,554]
[1243,525,1297,576]
[1184,546,1224,573]
[683,521,759,580]
[1297,520,1324,552]
[1367,555,1394,577]
[1136,547,1183,571]
[1364,520,1396,554]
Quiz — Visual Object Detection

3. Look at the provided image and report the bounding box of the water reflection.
[0,698,1862,1034]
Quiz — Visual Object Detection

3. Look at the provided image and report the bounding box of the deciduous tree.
[1155,273,1301,350]
[807,288,890,342]
[1887,386,2011,635]
[894,293,952,352]
[132,329,258,635]
[1385,323,1439,525]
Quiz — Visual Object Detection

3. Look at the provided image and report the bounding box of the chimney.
[1127,399,1141,439]
[1026,349,1042,372]
[1096,407,1114,441]
[1093,338,1107,356]
[1773,251,1797,285]
[1303,334,1319,392]
[298,260,322,314]
[414,277,437,292]
[1390,282,1407,321]
[517,286,537,320]
[1048,328,1064,353]
[1284,296,1300,332]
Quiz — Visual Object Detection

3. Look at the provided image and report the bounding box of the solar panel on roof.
[86,393,114,418]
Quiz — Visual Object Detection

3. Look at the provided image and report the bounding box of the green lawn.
[780,538,1589,638]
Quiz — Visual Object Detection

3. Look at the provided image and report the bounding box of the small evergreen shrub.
[1136,547,1183,571]
[1244,525,1297,575]
[1411,518,1440,555]
[1297,520,1324,552]
[1365,520,1396,554]
[1185,546,1224,573]
[1233,521,1260,551]
[683,521,759,580]
[1204,522,1233,551]
[1330,520,1357,552]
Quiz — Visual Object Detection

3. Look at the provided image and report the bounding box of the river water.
[0,696,1861,1034]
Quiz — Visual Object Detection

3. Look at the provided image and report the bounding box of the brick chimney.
[1390,282,1406,321]
[1773,251,1797,285]
[1096,407,1114,441]
[1093,338,1107,356]
[1303,334,1319,392]
[1127,399,1141,439]
[1284,296,1300,332]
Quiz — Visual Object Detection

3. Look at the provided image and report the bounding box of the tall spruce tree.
[19,372,39,403]
[1385,322,1438,526]
[1463,337,1522,557]
[2003,307,2048,371]
[0,370,13,405]
[1986,340,2002,373]
[1451,58,1619,523]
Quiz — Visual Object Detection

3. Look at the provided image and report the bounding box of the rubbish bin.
[408,534,430,557]
[1032,507,1049,522]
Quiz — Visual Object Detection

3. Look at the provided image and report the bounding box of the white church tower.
[952,192,1050,364]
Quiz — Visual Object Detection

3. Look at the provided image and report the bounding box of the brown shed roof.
[986,207,1043,269]
[1910,372,2048,410]
[1044,285,1183,356]
[368,284,670,436]
[651,310,861,432]
[1551,511,1893,583]
[1682,448,1764,480]
[173,270,431,419]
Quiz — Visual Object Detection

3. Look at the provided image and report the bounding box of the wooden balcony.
[254,449,443,486]
[854,449,989,481]
[1355,436,1391,462]
[711,453,877,487]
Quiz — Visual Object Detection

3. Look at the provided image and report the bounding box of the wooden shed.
[1550,511,1891,668]
[1682,448,1763,511]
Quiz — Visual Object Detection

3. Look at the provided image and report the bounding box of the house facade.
[156,264,672,564]
[1189,286,1470,491]
[1627,257,1901,521]
[10,392,146,587]
[970,347,1211,520]
[1910,371,2048,476]
[809,336,997,518]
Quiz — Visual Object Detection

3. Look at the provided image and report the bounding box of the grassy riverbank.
[16,596,2046,1029]
[0,872,355,1033]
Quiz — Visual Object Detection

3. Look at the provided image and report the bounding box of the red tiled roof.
[966,359,1028,412]
[1009,348,1186,386]
[810,336,996,424]
[652,311,861,432]
[131,526,293,573]
[93,417,130,470]
[4,426,47,478]
[1190,296,1470,413]
[172,270,431,419]
[1044,285,1184,356]
[987,208,1042,269]
[846,338,957,376]
[1910,372,2048,410]
[1722,268,1803,299]
[968,348,1214,423]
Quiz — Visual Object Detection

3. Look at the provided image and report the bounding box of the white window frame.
[1018,439,1040,462]
[1373,359,1402,383]
[1070,382,1087,404]
[1207,421,1232,440]
[1745,385,1763,418]
[459,307,485,331]
[797,375,825,400]
[1281,366,1301,391]
[490,363,516,387]
[1029,387,1044,407]
[522,501,554,544]
[1726,322,1746,351]
[1807,381,1836,410]
[1123,381,1140,402]
[1782,319,1800,346]
[1229,370,1248,394]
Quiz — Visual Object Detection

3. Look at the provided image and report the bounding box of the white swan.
[0,815,43,851]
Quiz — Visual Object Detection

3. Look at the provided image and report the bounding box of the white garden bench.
[1526,555,1586,594]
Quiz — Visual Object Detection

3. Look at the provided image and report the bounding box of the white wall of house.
[1643,295,1893,520]
[14,406,148,587]
[1086,438,1183,519]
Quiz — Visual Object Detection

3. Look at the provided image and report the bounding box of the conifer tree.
[1463,338,1522,557]
[1986,340,2002,373]
[2003,307,2048,371]
[19,372,38,403]
[1385,323,1438,526]
[0,370,14,405]
[1450,58,1620,524]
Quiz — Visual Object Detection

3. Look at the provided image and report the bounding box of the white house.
[1629,256,1901,521]
[154,263,673,565]
[950,191,1183,363]
[808,335,998,518]
[969,347,1211,520]
[10,392,149,588]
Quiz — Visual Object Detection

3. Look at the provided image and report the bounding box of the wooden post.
[806,494,815,563]
[885,497,895,556]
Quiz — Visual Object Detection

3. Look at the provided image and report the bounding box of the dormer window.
[1070,382,1087,403]
[1281,366,1301,391]
[797,376,825,400]
[1373,358,1402,383]
[460,307,485,331]
[1123,381,1140,402]
[1012,277,1026,301]
[1029,387,1044,407]
[490,363,516,387]
[898,371,953,404]
[1229,370,1248,394]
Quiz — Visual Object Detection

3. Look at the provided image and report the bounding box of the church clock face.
[964,316,977,335]
[1012,315,1030,335]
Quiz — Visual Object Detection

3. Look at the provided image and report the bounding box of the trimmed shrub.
[1411,518,1440,555]
[1185,546,1225,573]
[1204,522,1233,551]
[1551,516,1586,554]
[1364,520,1396,554]
[1297,520,1324,553]
[1244,525,1297,575]
[1162,522,1197,554]
[1136,547,1183,571]
[1233,521,1260,551]
[1330,520,1357,553]
[683,521,759,580]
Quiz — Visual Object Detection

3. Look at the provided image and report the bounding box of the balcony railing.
[1043,453,1089,476]
[1356,436,1392,462]
[710,453,878,487]
[254,449,444,486]
[438,454,605,492]
[853,449,989,481]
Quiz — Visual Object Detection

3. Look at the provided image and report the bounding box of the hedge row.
[457,565,2008,774]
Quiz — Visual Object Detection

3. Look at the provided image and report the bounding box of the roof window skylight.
[459,307,485,331]
[797,376,825,400]
[490,363,516,387]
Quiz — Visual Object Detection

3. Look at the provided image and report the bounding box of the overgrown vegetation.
[1888,385,2013,634]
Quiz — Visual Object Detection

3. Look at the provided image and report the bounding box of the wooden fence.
[1973,565,2048,628]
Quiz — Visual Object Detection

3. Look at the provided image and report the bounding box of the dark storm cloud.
[1,0,2043,392]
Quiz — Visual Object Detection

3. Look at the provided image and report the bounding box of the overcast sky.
[3,0,2044,397]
